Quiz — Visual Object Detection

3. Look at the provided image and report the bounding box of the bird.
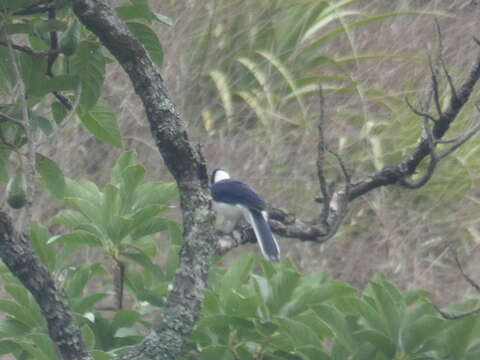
[210,169,280,261]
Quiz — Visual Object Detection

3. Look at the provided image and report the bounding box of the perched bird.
[211,169,280,261]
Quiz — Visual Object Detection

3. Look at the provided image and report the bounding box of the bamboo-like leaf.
[257,50,306,123]
[235,90,269,126]
[210,70,233,125]
[236,57,274,109]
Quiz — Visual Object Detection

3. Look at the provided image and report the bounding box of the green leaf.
[30,333,58,360]
[275,316,323,348]
[73,293,108,314]
[130,204,167,229]
[32,114,54,136]
[127,22,163,67]
[35,153,66,199]
[66,266,92,299]
[112,150,138,184]
[0,319,29,338]
[30,221,56,271]
[51,209,89,229]
[33,19,68,34]
[71,41,106,109]
[60,19,81,56]
[122,164,146,190]
[47,230,102,247]
[355,329,395,357]
[51,101,69,124]
[111,309,141,331]
[114,327,140,338]
[30,75,79,98]
[92,350,114,360]
[131,217,175,239]
[314,304,357,353]
[134,181,178,208]
[64,196,103,225]
[116,2,159,23]
[0,149,10,183]
[77,100,122,147]
[81,325,96,350]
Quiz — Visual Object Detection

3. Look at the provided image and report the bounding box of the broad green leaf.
[131,217,175,239]
[51,209,89,229]
[111,309,141,331]
[73,293,108,314]
[116,1,159,23]
[77,100,122,147]
[81,324,96,350]
[92,350,114,360]
[32,114,54,136]
[444,314,480,358]
[106,215,133,243]
[114,327,140,338]
[130,204,167,229]
[402,315,445,354]
[134,181,178,209]
[51,101,69,124]
[33,19,67,34]
[30,333,58,360]
[314,304,357,353]
[368,281,404,343]
[64,197,103,224]
[268,268,301,313]
[47,230,102,247]
[355,329,395,357]
[60,19,81,56]
[71,41,105,109]
[112,150,138,185]
[66,266,92,299]
[65,178,102,204]
[0,299,37,328]
[0,149,9,183]
[127,22,163,67]
[0,319,29,338]
[30,221,56,271]
[35,153,66,199]
[275,316,323,348]
[30,75,79,98]
[197,345,235,360]
[122,164,146,191]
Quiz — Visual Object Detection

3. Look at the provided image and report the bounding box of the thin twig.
[405,96,438,123]
[449,247,480,292]
[3,29,36,232]
[0,40,58,56]
[316,86,330,227]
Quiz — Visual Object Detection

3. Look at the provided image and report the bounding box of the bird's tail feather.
[246,209,280,262]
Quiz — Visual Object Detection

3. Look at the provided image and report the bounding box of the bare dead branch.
[316,86,331,228]
[437,122,480,160]
[428,54,443,118]
[350,39,480,200]
[405,96,438,123]
[450,247,480,292]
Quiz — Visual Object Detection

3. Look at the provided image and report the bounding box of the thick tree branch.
[71,1,217,359]
[0,212,91,360]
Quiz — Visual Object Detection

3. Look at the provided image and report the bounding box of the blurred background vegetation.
[109,0,480,305]
[2,0,480,358]
[2,0,480,322]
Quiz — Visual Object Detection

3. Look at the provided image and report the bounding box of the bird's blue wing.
[211,179,266,211]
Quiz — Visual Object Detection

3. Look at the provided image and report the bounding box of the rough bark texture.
[71,1,217,359]
[0,211,92,360]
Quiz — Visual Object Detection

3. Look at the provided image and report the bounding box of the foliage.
[0,0,166,188]
[184,255,480,360]
[187,0,432,134]
[0,151,180,359]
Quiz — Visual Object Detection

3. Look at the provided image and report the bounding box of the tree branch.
[71,1,217,359]
[0,212,92,360]
[349,42,480,200]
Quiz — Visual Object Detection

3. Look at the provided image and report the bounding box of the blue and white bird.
[211,169,280,262]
